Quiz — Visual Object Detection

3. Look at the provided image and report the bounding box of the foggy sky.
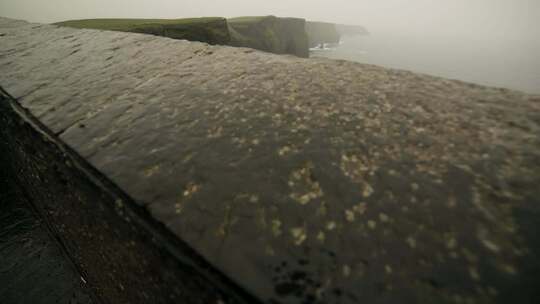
[1,0,540,41]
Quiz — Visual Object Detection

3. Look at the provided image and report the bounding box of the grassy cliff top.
[228,16,304,24]
[55,17,225,31]
[227,16,270,24]
[55,17,231,45]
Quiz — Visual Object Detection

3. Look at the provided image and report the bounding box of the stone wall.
[1,17,539,304]
[0,86,257,304]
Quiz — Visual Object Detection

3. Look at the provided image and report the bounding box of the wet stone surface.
[1,17,540,303]
[1,89,253,304]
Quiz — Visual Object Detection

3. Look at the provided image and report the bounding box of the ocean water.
[311,32,540,94]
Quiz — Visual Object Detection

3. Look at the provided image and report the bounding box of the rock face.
[1,17,540,304]
[56,17,231,45]
[57,16,310,58]
[228,16,309,58]
[305,21,340,48]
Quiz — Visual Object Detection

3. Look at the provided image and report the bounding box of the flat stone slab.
[1,17,539,304]
[1,88,254,304]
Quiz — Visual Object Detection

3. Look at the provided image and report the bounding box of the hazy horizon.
[1,0,540,41]
[2,0,539,93]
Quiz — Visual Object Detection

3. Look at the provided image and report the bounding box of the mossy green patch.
[55,18,230,45]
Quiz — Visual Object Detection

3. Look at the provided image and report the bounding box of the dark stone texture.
[0,113,97,304]
[1,17,539,304]
[0,88,258,304]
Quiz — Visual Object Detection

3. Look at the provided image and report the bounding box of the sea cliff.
[228,16,309,57]
[57,16,310,57]
[56,17,231,45]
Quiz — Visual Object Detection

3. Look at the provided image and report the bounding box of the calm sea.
[311,32,540,94]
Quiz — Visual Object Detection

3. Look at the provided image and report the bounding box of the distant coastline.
[55,16,368,58]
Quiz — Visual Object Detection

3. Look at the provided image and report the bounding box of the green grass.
[55,17,224,31]
[227,16,269,24]
[55,17,231,45]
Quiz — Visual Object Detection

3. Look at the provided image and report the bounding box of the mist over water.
[312,31,540,94]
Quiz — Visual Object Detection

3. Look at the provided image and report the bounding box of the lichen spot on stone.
[174,200,184,214]
[406,236,416,249]
[477,226,500,253]
[353,202,367,215]
[175,184,197,213]
[143,165,160,177]
[500,264,517,275]
[469,266,480,281]
[345,209,355,222]
[249,194,259,203]
[340,153,376,197]
[447,196,457,208]
[343,265,351,277]
[290,194,310,205]
[289,163,324,205]
[326,221,337,231]
[207,126,223,138]
[278,146,291,156]
[183,182,201,197]
[182,153,194,164]
[317,231,325,242]
[290,227,307,245]
[317,201,328,216]
[271,219,282,237]
[446,237,458,250]
[232,136,247,147]
[265,245,275,256]
[362,183,374,198]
